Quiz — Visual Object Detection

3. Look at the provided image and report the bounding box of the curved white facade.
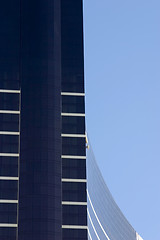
[87,142,143,240]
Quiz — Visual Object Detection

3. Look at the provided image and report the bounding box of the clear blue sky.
[83,1,160,240]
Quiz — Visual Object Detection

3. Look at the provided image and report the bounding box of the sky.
[83,1,160,240]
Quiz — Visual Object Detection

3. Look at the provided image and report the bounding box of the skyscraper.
[0,1,143,240]
[87,141,143,240]
[0,0,87,239]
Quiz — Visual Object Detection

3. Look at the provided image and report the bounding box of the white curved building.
[87,141,143,240]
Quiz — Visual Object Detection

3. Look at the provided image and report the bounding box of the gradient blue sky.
[83,1,160,240]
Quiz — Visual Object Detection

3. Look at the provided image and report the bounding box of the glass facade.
[87,141,143,240]
[0,1,143,240]
[0,0,87,240]
[18,0,62,239]
[61,1,87,239]
[0,3,20,239]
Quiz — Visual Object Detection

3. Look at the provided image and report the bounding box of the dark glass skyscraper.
[0,0,87,239]
[0,1,143,240]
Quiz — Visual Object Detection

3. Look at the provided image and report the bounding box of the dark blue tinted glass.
[62,137,86,156]
[0,180,18,200]
[62,159,86,179]
[0,204,17,223]
[0,157,18,176]
[0,93,19,110]
[0,81,20,90]
[62,182,87,202]
[61,0,87,238]
[62,205,87,225]
[0,0,20,234]
[62,229,87,240]
[62,116,85,134]
[0,114,19,132]
[61,0,84,93]
[62,96,85,113]
[0,0,20,89]
[18,0,62,239]
[0,228,16,240]
[0,135,19,153]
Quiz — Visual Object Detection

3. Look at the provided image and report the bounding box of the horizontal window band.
[61,155,86,159]
[0,131,19,135]
[61,134,86,138]
[61,92,85,96]
[0,224,17,228]
[61,113,85,117]
[0,153,19,157]
[0,110,20,114]
[0,200,18,203]
[62,225,88,230]
[0,89,20,93]
[62,201,87,206]
[0,177,19,180]
[62,178,87,183]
